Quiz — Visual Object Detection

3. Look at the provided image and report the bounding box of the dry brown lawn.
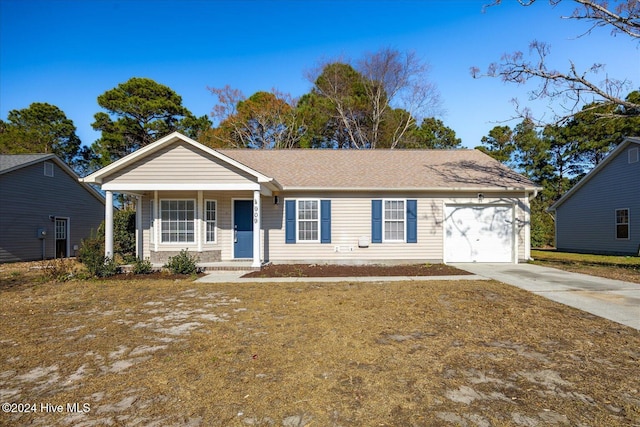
[1,262,639,426]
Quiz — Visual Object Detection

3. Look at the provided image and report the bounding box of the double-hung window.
[297,199,319,242]
[616,209,629,239]
[160,200,195,243]
[205,200,217,243]
[384,199,405,241]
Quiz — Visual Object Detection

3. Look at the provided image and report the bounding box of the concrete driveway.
[451,263,640,331]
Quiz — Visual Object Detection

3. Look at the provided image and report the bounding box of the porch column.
[105,191,114,258]
[135,196,143,259]
[252,190,261,268]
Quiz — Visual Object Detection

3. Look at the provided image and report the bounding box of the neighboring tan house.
[82,132,540,267]
[549,137,640,256]
[0,154,105,263]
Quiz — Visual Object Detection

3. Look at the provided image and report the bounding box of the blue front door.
[234,200,253,259]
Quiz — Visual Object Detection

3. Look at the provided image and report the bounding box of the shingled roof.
[0,154,55,174]
[218,149,537,191]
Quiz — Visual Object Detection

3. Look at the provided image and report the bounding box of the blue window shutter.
[407,199,417,243]
[321,200,331,243]
[372,200,382,243]
[285,200,296,243]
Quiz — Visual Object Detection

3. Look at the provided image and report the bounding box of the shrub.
[78,235,120,277]
[132,257,153,275]
[164,249,199,275]
[78,235,105,277]
[41,258,76,282]
[100,257,120,277]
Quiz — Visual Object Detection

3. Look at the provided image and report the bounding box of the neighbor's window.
[384,200,405,241]
[44,162,54,177]
[160,200,195,243]
[616,209,629,239]
[297,199,319,241]
[205,200,217,243]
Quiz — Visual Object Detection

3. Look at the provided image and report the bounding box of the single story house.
[549,137,640,256]
[81,132,540,267]
[0,154,105,263]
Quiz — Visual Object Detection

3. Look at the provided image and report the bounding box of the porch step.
[200,265,260,272]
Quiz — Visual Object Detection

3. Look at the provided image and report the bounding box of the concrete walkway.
[196,271,488,284]
[451,263,640,331]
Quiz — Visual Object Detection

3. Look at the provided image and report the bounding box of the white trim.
[296,198,321,243]
[105,191,114,258]
[204,199,218,244]
[382,198,407,243]
[196,191,203,252]
[283,186,540,192]
[252,190,261,268]
[102,183,261,191]
[136,196,143,259]
[153,192,159,252]
[159,198,197,245]
[82,132,278,187]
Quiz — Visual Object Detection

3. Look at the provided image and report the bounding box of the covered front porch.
[80,133,282,268]
[103,188,269,268]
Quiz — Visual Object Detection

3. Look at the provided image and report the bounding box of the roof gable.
[0,154,105,204]
[549,137,640,211]
[82,132,276,188]
[0,154,55,174]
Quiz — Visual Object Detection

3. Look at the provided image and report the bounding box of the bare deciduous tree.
[472,0,639,123]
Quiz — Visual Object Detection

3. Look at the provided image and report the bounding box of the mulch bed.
[242,263,472,278]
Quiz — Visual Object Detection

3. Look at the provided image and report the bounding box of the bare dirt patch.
[243,263,471,278]
[0,266,639,426]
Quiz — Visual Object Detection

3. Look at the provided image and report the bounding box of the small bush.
[164,249,199,275]
[132,257,153,275]
[100,257,120,277]
[78,236,105,277]
[41,258,76,282]
[78,236,120,277]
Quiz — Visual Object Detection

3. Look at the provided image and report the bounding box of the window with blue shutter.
[407,199,417,243]
[321,200,331,243]
[285,200,296,243]
[372,199,417,243]
[372,200,382,243]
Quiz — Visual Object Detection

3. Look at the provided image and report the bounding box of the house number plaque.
[254,201,259,224]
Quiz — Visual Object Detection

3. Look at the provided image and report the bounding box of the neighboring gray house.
[549,137,640,256]
[0,154,105,263]
[83,132,540,266]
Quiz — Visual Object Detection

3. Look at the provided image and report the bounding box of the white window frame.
[159,199,196,244]
[616,208,630,240]
[383,199,406,242]
[296,199,320,243]
[205,199,217,243]
[149,199,155,244]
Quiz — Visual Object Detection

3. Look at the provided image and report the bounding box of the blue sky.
[0,0,636,150]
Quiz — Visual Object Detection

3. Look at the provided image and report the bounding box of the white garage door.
[444,205,514,263]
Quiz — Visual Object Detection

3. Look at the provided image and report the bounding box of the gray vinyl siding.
[0,161,104,263]
[104,142,257,185]
[556,145,640,255]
